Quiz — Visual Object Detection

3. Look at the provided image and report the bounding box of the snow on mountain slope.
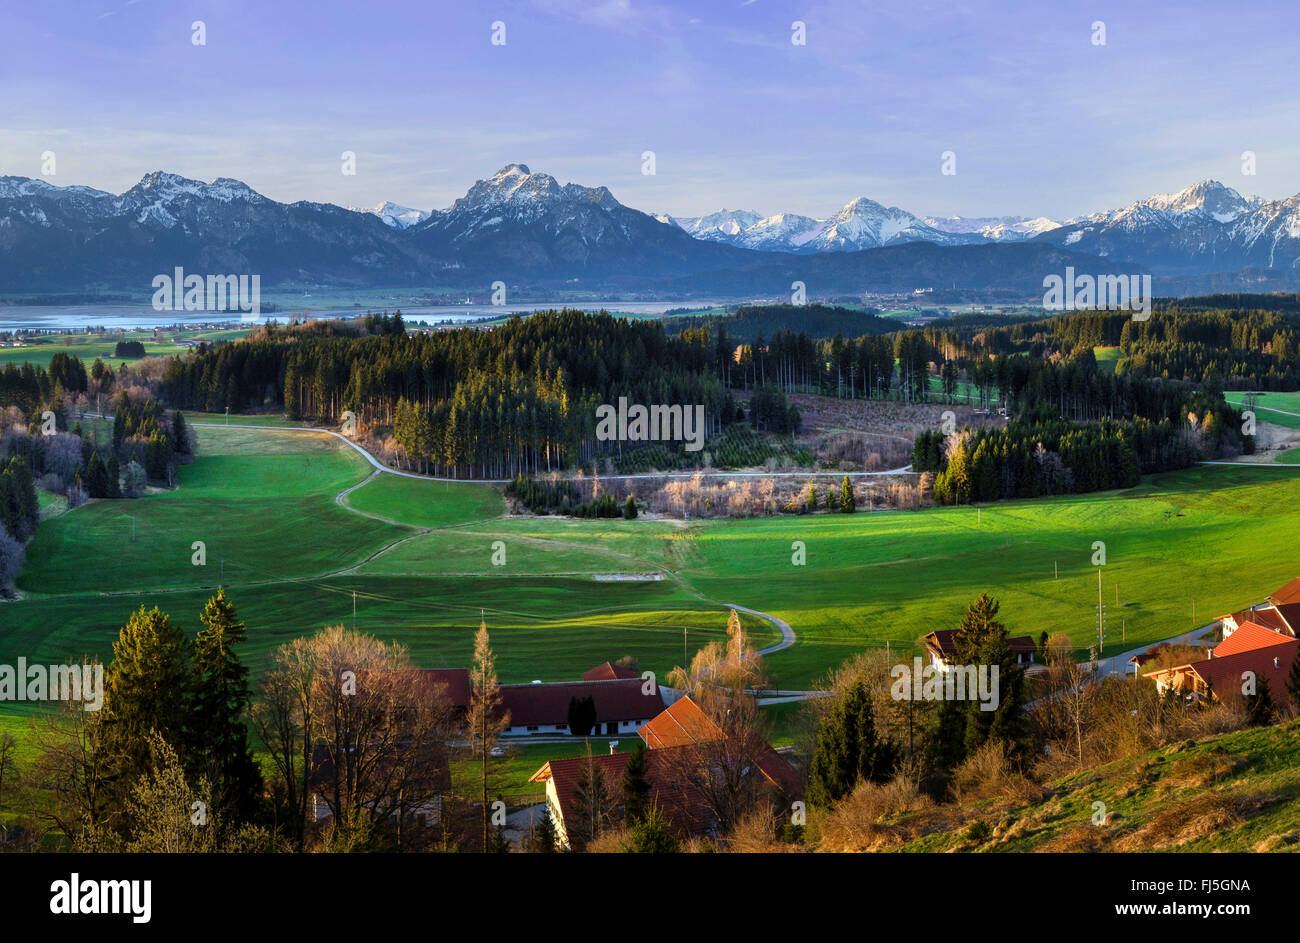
[924,214,1062,241]
[349,200,431,229]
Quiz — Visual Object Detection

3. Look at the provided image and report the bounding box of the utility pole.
[1096,568,1105,654]
[1054,560,1058,580]
[353,591,357,630]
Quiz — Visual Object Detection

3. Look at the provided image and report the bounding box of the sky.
[1,0,1299,222]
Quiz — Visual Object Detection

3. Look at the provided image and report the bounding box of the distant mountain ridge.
[3,165,1300,295]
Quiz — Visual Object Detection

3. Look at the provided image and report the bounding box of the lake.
[0,300,724,333]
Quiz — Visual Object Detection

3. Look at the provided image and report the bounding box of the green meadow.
[3,423,1300,720]
[1093,346,1122,373]
[1226,390,1300,430]
[0,327,252,370]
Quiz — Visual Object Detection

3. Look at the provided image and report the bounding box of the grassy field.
[1226,390,1300,430]
[1093,346,1122,373]
[4,424,1300,716]
[185,411,312,428]
[0,327,251,370]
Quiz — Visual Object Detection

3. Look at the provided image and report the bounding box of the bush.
[121,460,147,498]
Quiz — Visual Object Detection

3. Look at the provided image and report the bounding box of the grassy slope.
[896,719,1300,852]
[16,427,399,595]
[5,426,1300,701]
[1226,391,1300,430]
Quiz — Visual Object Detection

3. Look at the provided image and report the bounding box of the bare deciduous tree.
[253,626,454,851]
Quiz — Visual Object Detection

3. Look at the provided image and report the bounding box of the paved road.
[1098,621,1220,678]
[725,602,796,656]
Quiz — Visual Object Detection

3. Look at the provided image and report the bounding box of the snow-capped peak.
[1142,179,1248,221]
[924,214,1063,241]
[349,200,431,229]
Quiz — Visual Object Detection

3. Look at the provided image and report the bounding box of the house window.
[557,724,567,730]
[527,725,539,732]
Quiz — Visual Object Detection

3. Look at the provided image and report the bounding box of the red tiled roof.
[1269,578,1300,606]
[1273,603,1300,635]
[1212,621,1294,659]
[582,662,639,682]
[499,679,663,728]
[638,696,723,748]
[1191,641,1298,706]
[638,697,801,797]
[923,628,1037,658]
[529,746,715,838]
[414,669,471,709]
[1234,606,1289,633]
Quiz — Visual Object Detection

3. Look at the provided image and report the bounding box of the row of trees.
[914,416,1206,504]
[162,312,746,479]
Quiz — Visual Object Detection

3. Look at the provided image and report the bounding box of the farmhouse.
[528,745,713,848]
[401,665,662,737]
[1143,621,1298,706]
[1217,578,1300,639]
[637,695,801,796]
[921,628,1038,673]
[498,678,664,737]
[529,696,801,848]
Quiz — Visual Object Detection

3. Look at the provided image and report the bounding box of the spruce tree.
[104,606,194,784]
[840,475,855,513]
[106,453,121,499]
[808,681,894,807]
[525,803,558,853]
[626,804,680,853]
[569,753,612,852]
[1244,675,1274,726]
[85,452,109,499]
[621,742,651,824]
[192,588,262,821]
[171,410,191,454]
[1287,649,1300,707]
[950,593,1029,762]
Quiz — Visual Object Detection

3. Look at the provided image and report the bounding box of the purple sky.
[2,0,1298,221]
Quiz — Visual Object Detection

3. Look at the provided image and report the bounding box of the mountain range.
[3,164,1300,296]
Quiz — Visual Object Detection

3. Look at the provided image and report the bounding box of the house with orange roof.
[637,696,802,797]
[528,745,715,849]
[528,696,802,848]
[1142,620,1298,706]
[1217,579,1300,640]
